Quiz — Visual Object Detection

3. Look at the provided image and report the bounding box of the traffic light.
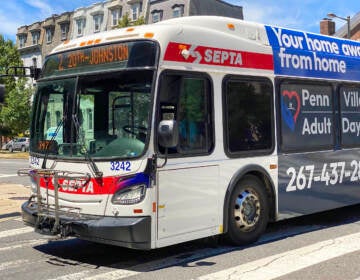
[29,66,41,80]
[0,84,5,103]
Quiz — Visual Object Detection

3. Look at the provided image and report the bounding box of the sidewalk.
[0,150,28,159]
[0,151,30,221]
[0,184,31,222]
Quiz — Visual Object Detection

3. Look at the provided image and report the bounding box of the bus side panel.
[157,165,220,243]
[278,149,360,217]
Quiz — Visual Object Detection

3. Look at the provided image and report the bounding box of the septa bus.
[19,16,360,249]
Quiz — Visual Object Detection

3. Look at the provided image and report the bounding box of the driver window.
[158,71,214,156]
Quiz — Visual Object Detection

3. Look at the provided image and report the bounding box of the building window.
[76,19,85,37]
[111,8,122,27]
[131,3,142,21]
[172,4,184,18]
[45,28,52,43]
[93,14,103,32]
[31,31,40,45]
[32,57,37,68]
[151,10,163,23]
[55,111,61,126]
[87,108,93,130]
[60,24,69,40]
[46,112,51,129]
[19,35,27,48]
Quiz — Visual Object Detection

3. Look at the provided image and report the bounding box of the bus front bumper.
[21,200,151,250]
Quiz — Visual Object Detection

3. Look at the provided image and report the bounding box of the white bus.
[20,16,360,249]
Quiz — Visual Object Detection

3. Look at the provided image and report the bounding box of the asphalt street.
[0,158,30,186]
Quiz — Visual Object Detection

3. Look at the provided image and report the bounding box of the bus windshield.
[31,69,154,159]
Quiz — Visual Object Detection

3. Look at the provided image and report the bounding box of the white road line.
[0,227,33,239]
[48,268,139,280]
[47,270,95,280]
[194,231,360,280]
[0,174,18,178]
[0,259,30,271]
[73,270,139,280]
[0,239,47,252]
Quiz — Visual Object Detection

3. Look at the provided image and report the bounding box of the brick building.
[320,12,360,40]
[149,0,243,23]
[16,0,243,71]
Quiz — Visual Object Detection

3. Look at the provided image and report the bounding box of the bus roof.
[51,16,269,55]
[50,16,360,82]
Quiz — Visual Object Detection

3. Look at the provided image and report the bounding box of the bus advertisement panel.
[265,25,360,81]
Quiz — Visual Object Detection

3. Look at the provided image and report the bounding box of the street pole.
[346,16,351,39]
[327,13,351,39]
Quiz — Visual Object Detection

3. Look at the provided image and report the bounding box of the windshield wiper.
[72,114,103,178]
[41,119,63,169]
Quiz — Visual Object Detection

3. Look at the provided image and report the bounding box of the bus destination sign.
[42,41,157,77]
[57,43,129,71]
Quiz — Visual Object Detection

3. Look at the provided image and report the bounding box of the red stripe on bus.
[164,42,274,70]
[38,176,119,195]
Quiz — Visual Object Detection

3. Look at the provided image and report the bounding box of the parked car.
[7,137,29,152]
[2,140,13,150]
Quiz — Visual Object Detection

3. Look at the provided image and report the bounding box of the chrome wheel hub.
[234,190,260,231]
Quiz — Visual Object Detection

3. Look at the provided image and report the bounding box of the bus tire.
[225,174,269,245]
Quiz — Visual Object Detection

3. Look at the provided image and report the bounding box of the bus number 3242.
[286,160,360,192]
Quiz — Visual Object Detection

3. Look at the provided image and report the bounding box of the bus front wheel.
[225,175,269,245]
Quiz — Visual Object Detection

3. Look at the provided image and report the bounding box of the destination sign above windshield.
[42,41,157,77]
[57,43,129,71]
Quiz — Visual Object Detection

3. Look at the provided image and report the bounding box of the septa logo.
[281,90,301,131]
[163,42,274,70]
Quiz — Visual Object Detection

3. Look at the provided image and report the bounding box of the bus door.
[156,72,219,241]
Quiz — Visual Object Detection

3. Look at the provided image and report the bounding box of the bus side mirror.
[0,84,5,103]
[158,120,178,148]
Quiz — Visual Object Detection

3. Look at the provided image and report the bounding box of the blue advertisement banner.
[265,25,360,81]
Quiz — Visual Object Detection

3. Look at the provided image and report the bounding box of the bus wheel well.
[223,169,276,234]
[247,171,276,222]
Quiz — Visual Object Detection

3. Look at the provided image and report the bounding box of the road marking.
[79,270,139,280]
[0,239,47,252]
[1,220,359,280]
[194,231,360,280]
[0,227,33,239]
[0,174,18,178]
[0,259,30,271]
[47,270,96,280]
[48,269,140,280]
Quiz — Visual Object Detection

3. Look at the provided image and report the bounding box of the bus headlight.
[112,185,146,205]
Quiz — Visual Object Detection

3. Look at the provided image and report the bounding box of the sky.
[1,0,360,42]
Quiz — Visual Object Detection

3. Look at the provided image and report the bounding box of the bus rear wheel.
[225,175,269,245]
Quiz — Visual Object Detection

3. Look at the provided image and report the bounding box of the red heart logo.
[282,90,301,123]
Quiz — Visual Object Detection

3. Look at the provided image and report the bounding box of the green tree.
[134,16,145,26]
[0,35,22,90]
[0,78,33,135]
[117,13,146,28]
[0,34,32,137]
[118,12,132,28]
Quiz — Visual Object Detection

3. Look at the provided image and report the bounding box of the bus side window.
[158,72,214,156]
[223,76,273,156]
